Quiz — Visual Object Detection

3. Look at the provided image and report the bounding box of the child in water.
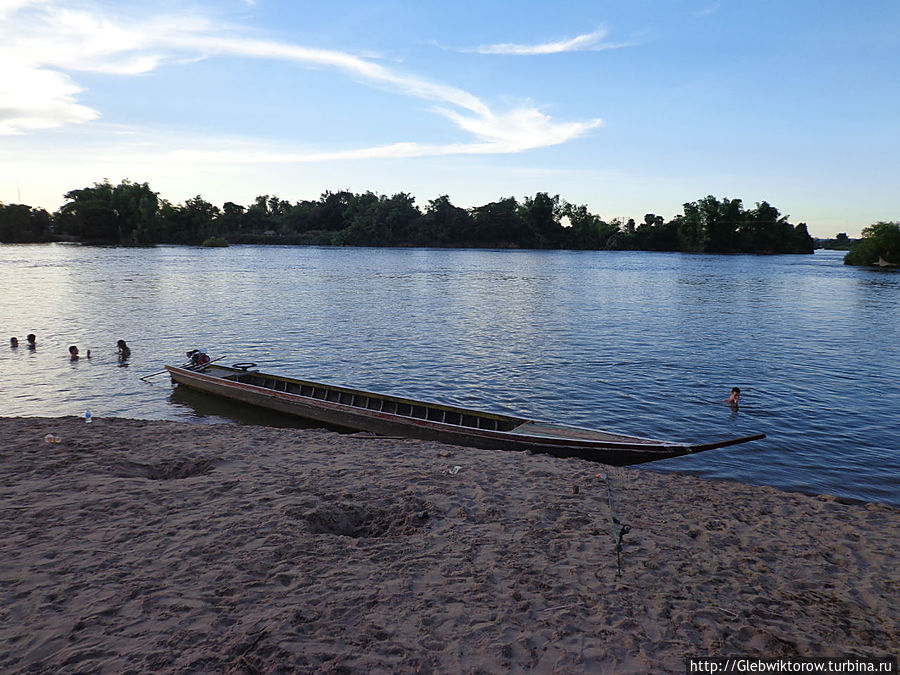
[69,345,90,360]
[725,387,741,408]
[117,340,131,360]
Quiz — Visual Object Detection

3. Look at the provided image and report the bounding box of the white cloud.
[0,64,99,134]
[0,0,49,18]
[0,1,602,157]
[694,3,722,18]
[470,29,626,55]
[174,34,494,120]
[434,107,602,153]
[78,115,601,165]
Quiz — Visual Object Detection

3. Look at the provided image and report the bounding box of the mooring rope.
[597,471,631,577]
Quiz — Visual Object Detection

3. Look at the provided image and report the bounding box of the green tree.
[183,196,221,242]
[844,222,900,266]
[334,193,420,246]
[56,179,160,243]
[0,204,52,242]
[470,197,525,246]
[218,202,246,235]
[789,222,815,254]
[674,201,708,252]
[282,200,316,234]
[819,232,853,250]
[312,191,357,232]
[739,202,813,254]
[114,181,161,243]
[738,201,785,252]
[519,192,562,248]
[56,180,116,241]
[561,202,617,249]
[633,213,678,251]
[703,196,742,253]
[417,195,474,246]
[158,196,220,244]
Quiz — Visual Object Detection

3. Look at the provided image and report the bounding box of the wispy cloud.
[694,3,722,18]
[0,0,48,18]
[0,1,601,158]
[119,112,603,165]
[0,2,219,133]
[469,29,626,55]
[1,63,99,133]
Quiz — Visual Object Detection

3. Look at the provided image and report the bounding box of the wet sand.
[1,416,896,673]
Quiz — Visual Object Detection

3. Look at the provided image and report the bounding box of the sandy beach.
[1,416,896,673]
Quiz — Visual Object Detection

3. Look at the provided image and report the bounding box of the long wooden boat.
[165,362,766,466]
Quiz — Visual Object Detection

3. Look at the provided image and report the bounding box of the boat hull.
[166,364,764,466]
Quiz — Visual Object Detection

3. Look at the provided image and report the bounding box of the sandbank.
[1,416,896,673]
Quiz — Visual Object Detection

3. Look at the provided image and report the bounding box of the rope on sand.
[597,471,631,577]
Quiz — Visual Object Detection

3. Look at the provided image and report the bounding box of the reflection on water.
[167,385,320,429]
[1,245,898,506]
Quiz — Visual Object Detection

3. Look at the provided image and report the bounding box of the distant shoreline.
[2,188,817,254]
[3,237,817,254]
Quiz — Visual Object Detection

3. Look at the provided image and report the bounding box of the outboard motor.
[186,349,211,368]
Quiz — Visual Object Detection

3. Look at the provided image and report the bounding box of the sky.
[1,0,898,237]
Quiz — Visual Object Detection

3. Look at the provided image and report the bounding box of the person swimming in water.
[26,334,36,350]
[725,387,741,409]
[69,345,80,360]
[117,339,131,360]
[9,337,17,348]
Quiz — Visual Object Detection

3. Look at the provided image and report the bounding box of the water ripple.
[1,245,897,506]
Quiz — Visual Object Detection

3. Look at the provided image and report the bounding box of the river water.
[2,244,897,506]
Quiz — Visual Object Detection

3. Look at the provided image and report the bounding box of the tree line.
[817,233,854,250]
[842,222,900,267]
[0,179,818,254]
